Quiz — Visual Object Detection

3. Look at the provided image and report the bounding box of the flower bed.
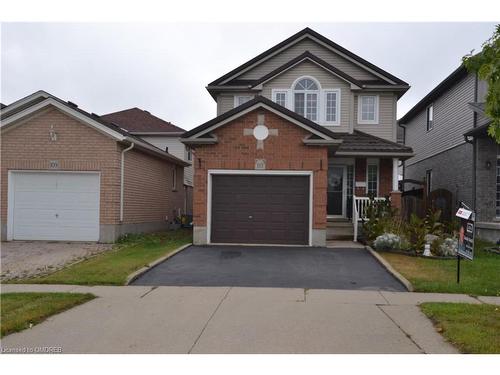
[362,198,460,259]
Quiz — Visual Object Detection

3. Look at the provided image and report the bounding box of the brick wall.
[1,106,122,226]
[123,149,185,224]
[192,109,328,229]
[1,105,186,236]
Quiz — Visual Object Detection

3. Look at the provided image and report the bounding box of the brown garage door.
[211,175,310,245]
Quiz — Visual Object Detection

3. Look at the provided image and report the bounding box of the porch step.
[326,225,354,240]
[327,221,352,228]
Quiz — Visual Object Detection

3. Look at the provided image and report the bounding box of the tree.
[463,25,500,143]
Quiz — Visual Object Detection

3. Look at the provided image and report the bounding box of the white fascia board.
[192,102,336,141]
[1,98,126,141]
[0,90,50,116]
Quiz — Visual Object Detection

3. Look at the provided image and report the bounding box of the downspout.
[120,142,135,222]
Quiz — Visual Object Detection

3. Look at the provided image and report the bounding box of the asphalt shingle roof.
[101,108,185,133]
[337,130,413,154]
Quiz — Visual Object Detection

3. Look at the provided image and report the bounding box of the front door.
[327,166,345,217]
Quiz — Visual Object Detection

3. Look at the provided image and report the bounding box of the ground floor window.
[366,163,379,196]
[426,169,432,195]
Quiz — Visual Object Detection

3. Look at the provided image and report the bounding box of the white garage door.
[9,172,100,241]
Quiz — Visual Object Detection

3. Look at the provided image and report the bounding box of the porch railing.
[352,195,386,242]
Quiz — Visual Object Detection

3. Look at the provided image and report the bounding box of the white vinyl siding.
[140,136,193,186]
[237,37,379,81]
[403,73,475,166]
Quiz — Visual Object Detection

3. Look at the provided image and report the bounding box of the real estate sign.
[456,207,475,260]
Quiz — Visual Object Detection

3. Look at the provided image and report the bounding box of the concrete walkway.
[1,284,495,354]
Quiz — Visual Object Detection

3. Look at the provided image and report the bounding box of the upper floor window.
[293,77,319,121]
[186,146,192,161]
[324,90,340,125]
[234,95,252,108]
[358,95,379,124]
[274,91,287,107]
[426,104,434,131]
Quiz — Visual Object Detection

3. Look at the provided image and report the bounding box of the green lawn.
[421,302,500,354]
[1,292,95,337]
[380,240,500,296]
[13,229,192,286]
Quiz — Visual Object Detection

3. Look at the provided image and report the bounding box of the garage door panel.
[211,175,309,245]
[11,172,100,241]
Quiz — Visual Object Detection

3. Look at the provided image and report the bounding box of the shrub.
[435,237,458,257]
[362,198,395,242]
[373,233,401,251]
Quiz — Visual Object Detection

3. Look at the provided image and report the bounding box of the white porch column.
[392,158,399,191]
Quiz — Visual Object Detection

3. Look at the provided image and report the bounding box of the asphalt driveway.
[131,245,406,291]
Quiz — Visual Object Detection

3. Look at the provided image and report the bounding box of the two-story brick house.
[400,65,498,242]
[182,28,414,246]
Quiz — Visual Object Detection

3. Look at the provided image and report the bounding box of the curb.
[125,243,192,285]
[365,245,414,292]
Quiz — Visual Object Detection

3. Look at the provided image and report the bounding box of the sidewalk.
[1,284,498,354]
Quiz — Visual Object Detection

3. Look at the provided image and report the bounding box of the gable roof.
[0,91,188,166]
[101,108,185,134]
[399,65,469,125]
[208,27,409,89]
[246,51,363,88]
[181,95,341,144]
[0,103,6,109]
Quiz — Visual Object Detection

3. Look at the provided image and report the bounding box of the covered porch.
[326,131,414,242]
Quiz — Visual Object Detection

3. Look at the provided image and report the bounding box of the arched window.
[293,77,319,121]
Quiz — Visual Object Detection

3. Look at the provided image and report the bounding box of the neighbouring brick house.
[182,28,413,246]
[0,91,189,243]
[101,108,194,215]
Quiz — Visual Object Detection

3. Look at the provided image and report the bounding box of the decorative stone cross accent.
[243,114,278,150]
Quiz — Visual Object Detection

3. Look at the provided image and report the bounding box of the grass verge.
[380,240,500,296]
[1,292,95,337]
[12,229,192,286]
[421,302,500,354]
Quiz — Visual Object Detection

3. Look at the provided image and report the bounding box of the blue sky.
[1,23,496,130]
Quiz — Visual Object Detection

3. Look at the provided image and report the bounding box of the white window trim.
[172,167,177,191]
[365,158,380,196]
[357,95,379,125]
[323,89,341,126]
[233,95,253,108]
[271,89,290,109]
[426,104,434,132]
[206,169,313,246]
[292,76,321,122]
